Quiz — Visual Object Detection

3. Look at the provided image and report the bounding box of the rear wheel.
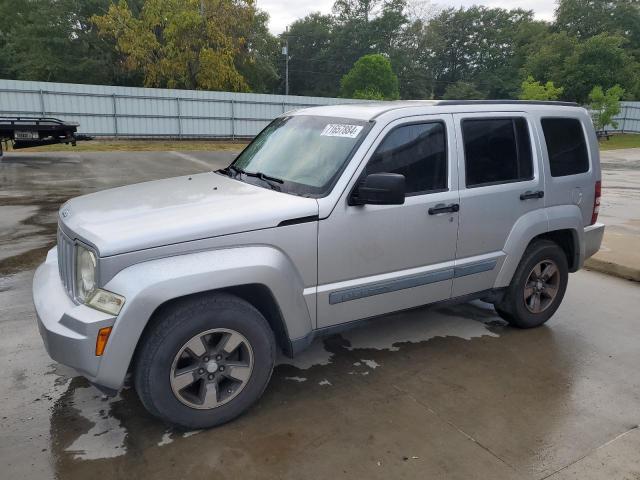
[495,240,568,329]
[134,293,276,429]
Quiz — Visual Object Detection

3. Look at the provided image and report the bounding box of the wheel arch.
[127,284,293,388]
[494,206,584,288]
[531,229,580,272]
[94,246,314,391]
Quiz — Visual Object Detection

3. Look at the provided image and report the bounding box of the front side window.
[364,122,447,195]
[230,115,370,197]
[462,118,533,187]
[541,118,589,177]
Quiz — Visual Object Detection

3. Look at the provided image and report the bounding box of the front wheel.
[134,293,276,429]
[495,240,569,329]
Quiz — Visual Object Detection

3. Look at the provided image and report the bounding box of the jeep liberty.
[33,101,605,428]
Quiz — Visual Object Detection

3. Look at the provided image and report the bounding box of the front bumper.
[584,223,605,260]
[33,247,116,386]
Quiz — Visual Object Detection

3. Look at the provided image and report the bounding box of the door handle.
[428,203,460,215]
[520,190,544,201]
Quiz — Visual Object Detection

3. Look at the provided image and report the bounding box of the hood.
[59,172,319,256]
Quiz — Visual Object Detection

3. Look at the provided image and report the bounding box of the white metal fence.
[0,79,364,139]
[608,102,640,133]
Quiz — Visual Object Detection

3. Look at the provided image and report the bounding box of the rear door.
[452,112,545,297]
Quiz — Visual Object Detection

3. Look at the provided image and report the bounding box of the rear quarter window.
[541,118,589,177]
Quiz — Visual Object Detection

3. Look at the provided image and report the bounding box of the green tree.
[285,13,337,97]
[0,0,131,85]
[562,34,637,103]
[519,76,563,100]
[589,85,625,131]
[93,0,261,91]
[235,9,280,93]
[524,32,640,103]
[340,53,399,99]
[555,0,640,51]
[424,6,538,99]
[442,81,485,100]
[522,32,577,91]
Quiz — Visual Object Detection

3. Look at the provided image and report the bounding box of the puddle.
[342,308,498,351]
[0,244,55,276]
[64,386,128,460]
[361,359,380,369]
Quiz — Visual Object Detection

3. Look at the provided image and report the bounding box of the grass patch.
[599,134,640,151]
[6,139,249,153]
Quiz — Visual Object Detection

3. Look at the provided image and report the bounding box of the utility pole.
[283,28,289,96]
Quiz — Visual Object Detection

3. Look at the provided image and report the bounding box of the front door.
[316,115,460,328]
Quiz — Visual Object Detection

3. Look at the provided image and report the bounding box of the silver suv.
[33,101,605,428]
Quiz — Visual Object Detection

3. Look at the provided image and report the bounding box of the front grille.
[57,228,75,298]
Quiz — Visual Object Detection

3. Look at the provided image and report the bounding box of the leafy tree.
[562,33,637,103]
[331,0,409,93]
[519,76,563,100]
[524,32,640,103]
[522,32,577,91]
[93,0,260,91]
[424,6,538,99]
[442,81,485,100]
[235,9,280,93]
[285,13,337,97]
[589,85,625,131]
[0,0,130,85]
[340,54,399,99]
[555,0,640,51]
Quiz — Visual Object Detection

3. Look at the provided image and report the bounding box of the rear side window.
[462,118,533,187]
[366,122,447,195]
[541,118,589,177]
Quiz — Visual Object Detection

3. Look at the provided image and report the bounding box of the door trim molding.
[328,259,497,305]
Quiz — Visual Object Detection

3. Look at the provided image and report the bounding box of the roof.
[290,100,582,121]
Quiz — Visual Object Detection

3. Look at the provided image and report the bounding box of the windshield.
[229,115,371,197]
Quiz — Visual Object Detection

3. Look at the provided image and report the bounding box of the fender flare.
[95,246,313,390]
[494,206,583,288]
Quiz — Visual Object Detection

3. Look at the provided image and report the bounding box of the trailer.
[0,116,91,156]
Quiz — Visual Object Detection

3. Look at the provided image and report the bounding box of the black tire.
[133,293,276,429]
[495,240,569,329]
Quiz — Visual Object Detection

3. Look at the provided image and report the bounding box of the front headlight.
[76,245,97,302]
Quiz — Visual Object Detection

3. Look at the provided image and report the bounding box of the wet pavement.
[591,149,640,280]
[1,150,639,479]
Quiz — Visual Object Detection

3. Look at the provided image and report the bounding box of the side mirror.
[351,173,405,206]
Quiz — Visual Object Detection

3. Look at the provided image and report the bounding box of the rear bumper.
[33,248,116,387]
[584,223,605,261]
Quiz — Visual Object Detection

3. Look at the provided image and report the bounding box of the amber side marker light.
[96,327,113,356]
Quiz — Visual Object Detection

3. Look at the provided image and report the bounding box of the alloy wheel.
[170,328,254,410]
[523,260,561,314]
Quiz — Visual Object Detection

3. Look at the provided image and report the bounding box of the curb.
[584,257,640,283]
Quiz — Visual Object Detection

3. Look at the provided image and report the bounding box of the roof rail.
[433,100,580,107]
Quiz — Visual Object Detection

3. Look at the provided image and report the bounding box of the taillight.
[591,180,601,225]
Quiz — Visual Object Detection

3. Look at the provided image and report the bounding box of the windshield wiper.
[219,165,284,191]
[247,171,284,184]
[239,169,284,191]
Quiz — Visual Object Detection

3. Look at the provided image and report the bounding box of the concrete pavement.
[586,148,640,281]
[1,149,639,479]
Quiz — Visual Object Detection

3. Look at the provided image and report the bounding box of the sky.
[256,0,557,34]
